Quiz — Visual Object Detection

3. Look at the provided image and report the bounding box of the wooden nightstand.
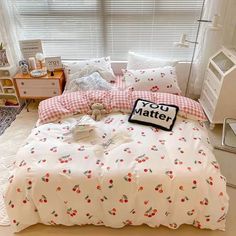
[14,70,65,100]
[14,70,65,111]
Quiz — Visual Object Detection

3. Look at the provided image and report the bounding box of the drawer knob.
[53,91,57,95]
[23,91,27,94]
[52,82,55,86]
[21,82,24,85]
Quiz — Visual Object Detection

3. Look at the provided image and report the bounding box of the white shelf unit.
[199,47,236,127]
[0,66,21,107]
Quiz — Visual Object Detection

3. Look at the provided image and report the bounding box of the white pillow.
[123,66,181,95]
[127,52,177,70]
[64,64,116,90]
[67,72,114,92]
[129,99,179,131]
[63,57,115,82]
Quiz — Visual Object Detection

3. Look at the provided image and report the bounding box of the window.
[12,0,203,60]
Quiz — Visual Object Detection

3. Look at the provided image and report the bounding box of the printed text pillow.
[129,99,179,131]
[123,66,181,95]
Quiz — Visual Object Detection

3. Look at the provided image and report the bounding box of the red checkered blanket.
[38,91,206,124]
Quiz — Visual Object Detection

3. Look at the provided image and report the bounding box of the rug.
[0,105,24,136]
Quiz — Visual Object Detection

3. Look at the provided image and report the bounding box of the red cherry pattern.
[124,172,133,182]
[41,173,50,182]
[135,154,149,163]
[67,208,77,217]
[58,155,72,163]
[7,115,228,231]
[108,208,117,215]
[144,207,157,217]
[155,184,163,193]
[39,195,48,203]
[119,195,128,203]
[72,184,81,193]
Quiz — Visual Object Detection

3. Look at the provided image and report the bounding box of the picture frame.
[19,39,43,60]
[0,49,10,67]
[45,56,62,71]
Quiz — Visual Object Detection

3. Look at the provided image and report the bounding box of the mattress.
[4,106,229,232]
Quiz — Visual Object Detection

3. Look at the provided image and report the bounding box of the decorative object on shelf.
[35,53,45,69]
[19,59,29,74]
[20,64,29,75]
[30,69,47,78]
[0,42,10,67]
[199,47,236,128]
[5,88,14,94]
[0,66,21,108]
[28,57,37,70]
[2,79,13,86]
[19,39,43,60]
[45,56,62,71]
[19,59,28,67]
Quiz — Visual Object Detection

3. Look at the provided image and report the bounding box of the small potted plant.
[0,42,10,67]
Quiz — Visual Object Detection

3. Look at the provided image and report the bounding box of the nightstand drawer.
[16,79,59,89]
[202,83,217,107]
[200,92,214,118]
[19,87,60,98]
[205,69,220,95]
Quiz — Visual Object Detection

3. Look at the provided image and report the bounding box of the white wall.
[223,0,236,48]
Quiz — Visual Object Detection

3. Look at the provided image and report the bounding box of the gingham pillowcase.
[38,91,206,124]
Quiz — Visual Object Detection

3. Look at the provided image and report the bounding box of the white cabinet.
[0,66,21,107]
[199,47,236,126]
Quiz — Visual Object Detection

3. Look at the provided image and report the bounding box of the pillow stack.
[64,57,116,92]
[123,52,181,95]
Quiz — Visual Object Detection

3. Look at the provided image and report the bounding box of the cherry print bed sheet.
[4,113,228,232]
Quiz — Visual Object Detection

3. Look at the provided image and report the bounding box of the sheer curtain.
[0,0,21,66]
[189,0,230,97]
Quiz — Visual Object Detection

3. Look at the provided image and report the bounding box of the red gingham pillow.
[38,91,206,124]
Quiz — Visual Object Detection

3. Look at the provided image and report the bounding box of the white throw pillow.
[127,52,177,70]
[66,72,114,92]
[64,64,116,90]
[129,99,179,131]
[123,66,181,95]
[63,57,115,83]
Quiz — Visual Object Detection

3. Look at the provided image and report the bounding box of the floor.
[0,104,235,236]
[0,105,24,135]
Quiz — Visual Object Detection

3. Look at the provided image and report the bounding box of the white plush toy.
[88,103,106,121]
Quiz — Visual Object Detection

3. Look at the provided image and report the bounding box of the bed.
[4,57,229,232]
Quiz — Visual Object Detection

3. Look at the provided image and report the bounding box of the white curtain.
[189,0,231,97]
[0,0,21,67]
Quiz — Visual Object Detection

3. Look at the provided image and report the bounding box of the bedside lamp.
[174,34,198,48]
[173,12,221,96]
[35,53,45,69]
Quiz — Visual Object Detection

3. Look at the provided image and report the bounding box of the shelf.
[2,86,14,89]
[0,93,17,96]
[0,105,20,108]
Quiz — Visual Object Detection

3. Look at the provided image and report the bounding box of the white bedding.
[4,113,229,232]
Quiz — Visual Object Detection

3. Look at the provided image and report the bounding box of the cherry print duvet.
[4,113,228,232]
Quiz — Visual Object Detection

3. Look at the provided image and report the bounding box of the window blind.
[11,0,203,60]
